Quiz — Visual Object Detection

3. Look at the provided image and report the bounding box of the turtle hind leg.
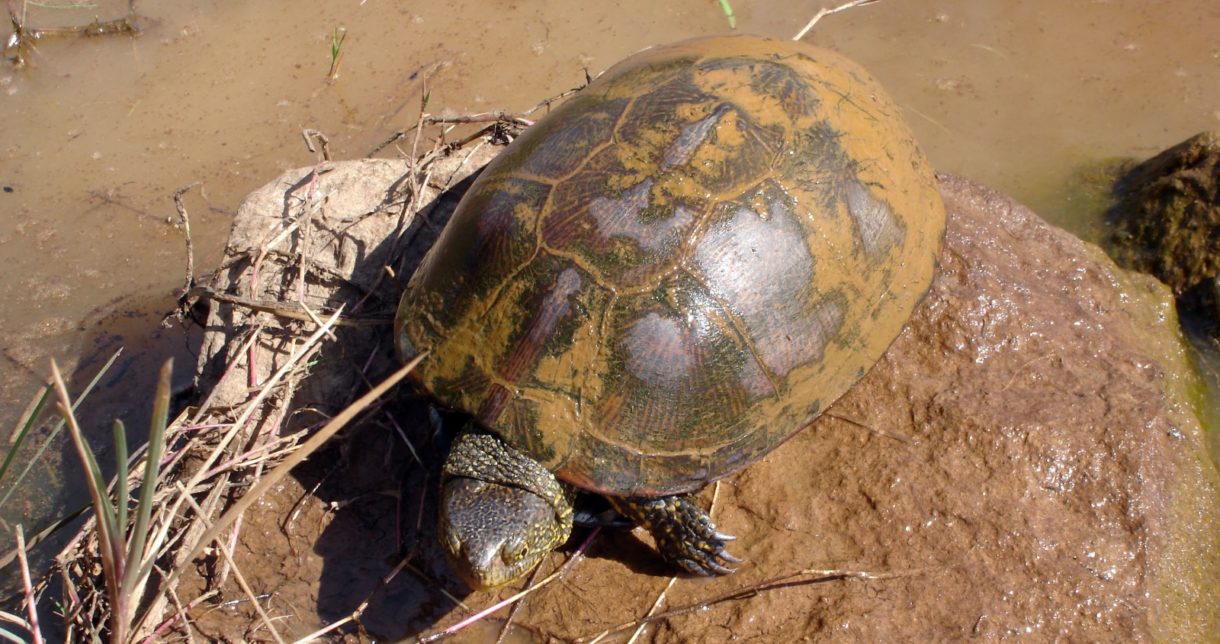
[609,494,740,576]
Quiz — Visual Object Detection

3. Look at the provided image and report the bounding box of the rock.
[192,153,498,423]
[517,174,1217,642]
[1107,131,1220,335]
[188,158,1218,641]
[179,149,507,641]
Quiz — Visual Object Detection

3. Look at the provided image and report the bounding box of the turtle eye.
[501,534,529,565]
[443,530,462,558]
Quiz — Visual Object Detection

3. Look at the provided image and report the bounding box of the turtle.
[395,34,945,590]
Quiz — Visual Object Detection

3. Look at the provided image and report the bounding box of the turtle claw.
[611,494,742,577]
[676,556,736,576]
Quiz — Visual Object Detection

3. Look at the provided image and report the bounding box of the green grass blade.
[113,419,129,551]
[718,0,736,28]
[330,27,344,61]
[0,503,87,570]
[0,349,124,511]
[49,361,121,582]
[0,624,31,644]
[0,385,50,491]
[84,445,119,557]
[122,358,172,599]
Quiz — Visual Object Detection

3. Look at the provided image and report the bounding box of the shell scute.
[593,272,760,453]
[518,95,630,180]
[540,147,701,288]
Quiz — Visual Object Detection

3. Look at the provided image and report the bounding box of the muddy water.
[0,0,1216,589]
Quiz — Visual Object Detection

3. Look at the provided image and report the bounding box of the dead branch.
[793,0,880,41]
[4,0,144,67]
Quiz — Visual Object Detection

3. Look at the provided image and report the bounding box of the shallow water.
[1,0,1217,588]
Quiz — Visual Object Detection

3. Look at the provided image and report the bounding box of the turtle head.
[439,430,574,589]
[440,477,567,589]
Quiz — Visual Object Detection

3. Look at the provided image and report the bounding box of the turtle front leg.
[610,494,740,576]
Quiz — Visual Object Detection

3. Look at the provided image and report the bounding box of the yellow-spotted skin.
[440,432,575,589]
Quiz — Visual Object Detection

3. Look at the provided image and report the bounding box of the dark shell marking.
[396,36,945,497]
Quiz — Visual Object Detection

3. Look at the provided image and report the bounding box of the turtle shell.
[396,35,945,497]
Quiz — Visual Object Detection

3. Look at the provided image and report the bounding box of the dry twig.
[4,0,143,67]
[579,567,919,641]
[177,485,286,644]
[184,287,391,327]
[793,0,880,41]
[15,525,44,644]
[604,482,723,644]
[418,527,603,643]
[825,411,916,444]
[141,350,425,627]
[173,183,201,299]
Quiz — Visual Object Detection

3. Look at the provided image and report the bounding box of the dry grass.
[0,101,513,639]
[20,305,406,641]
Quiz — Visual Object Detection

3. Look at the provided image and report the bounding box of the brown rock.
[1107,131,1220,333]
[505,174,1217,642]
[189,160,1218,641]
